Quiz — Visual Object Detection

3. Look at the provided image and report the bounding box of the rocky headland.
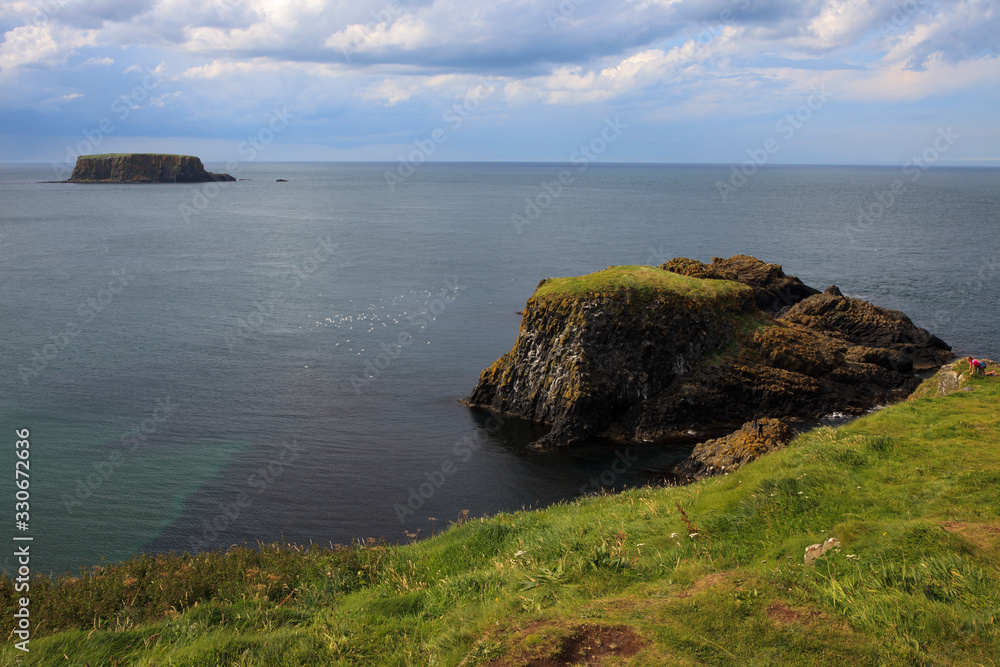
[67,154,235,183]
[464,256,953,471]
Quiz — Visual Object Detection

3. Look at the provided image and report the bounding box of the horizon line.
[3,159,999,168]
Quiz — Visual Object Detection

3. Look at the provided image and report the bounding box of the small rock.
[804,537,841,565]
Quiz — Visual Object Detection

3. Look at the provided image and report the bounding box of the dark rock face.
[661,255,820,314]
[466,286,758,448]
[780,292,953,371]
[68,154,235,183]
[616,319,921,443]
[465,256,954,453]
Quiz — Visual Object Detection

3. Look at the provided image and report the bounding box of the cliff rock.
[780,291,953,371]
[660,255,819,314]
[908,358,996,400]
[68,154,235,183]
[465,257,953,450]
[465,266,758,447]
[673,418,795,478]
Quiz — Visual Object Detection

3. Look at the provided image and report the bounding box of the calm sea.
[1,162,997,575]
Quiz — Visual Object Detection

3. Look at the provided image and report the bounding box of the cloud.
[878,0,999,67]
[0,23,95,72]
[150,90,181,107]
[1,0,997,163]
[80,56,114,67]
[4,0,996,79]
[33,91,83,110]
[840,52,1000,101]
[181,58,286,79]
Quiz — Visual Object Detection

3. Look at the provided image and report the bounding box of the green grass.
[77,153,196,159]
[3,370,999,665]
[532,264,750,301]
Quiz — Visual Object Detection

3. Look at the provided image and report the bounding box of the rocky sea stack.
[465,256,953,461]
[68,154,235,183]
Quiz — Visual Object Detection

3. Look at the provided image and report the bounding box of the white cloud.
[507,25,744,105]
[878,0,999,67]
[804,0,887,50]
[0,23,94,72]
[840,53,1000,101]
[1,0,998,163]
[150,90,182,106]
[80,56,114,67]
[324,15,432,54]
[181,58,286,79]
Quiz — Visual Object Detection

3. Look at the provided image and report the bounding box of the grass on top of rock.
[532,264,751,301]
[3,365,999,665]
[77,153,195,159]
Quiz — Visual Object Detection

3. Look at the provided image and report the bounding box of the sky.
[0,0,998,168]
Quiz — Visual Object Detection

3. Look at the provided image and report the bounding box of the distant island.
[66,154,235,183]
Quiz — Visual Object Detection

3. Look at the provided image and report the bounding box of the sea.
[1,162,998,576]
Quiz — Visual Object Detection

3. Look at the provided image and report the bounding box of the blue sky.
[1,0,997,167]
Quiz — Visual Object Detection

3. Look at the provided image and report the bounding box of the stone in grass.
[804,537,841,565]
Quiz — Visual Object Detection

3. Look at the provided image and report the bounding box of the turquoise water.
[1,162,998,574]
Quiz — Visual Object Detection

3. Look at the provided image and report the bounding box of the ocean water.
[1,162,998,575]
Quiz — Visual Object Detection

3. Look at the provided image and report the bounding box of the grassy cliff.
[532,265,752,301]
[466,265,761,446]
[2,360,998,665]
[466,261,948,449]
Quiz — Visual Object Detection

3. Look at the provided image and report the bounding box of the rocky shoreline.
[464,256,954,476]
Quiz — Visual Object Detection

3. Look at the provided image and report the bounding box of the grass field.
[75,154,195,159]
[2,360,998,665]
[532,265,751,302]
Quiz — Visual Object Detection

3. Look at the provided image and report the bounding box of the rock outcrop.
[908,358,996,400]
[661,254,819,315]
[780,291,953,371]
[68,154,235,183]
[673,418,795,479]
[465,257,953,452]
[465,266,758,447]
